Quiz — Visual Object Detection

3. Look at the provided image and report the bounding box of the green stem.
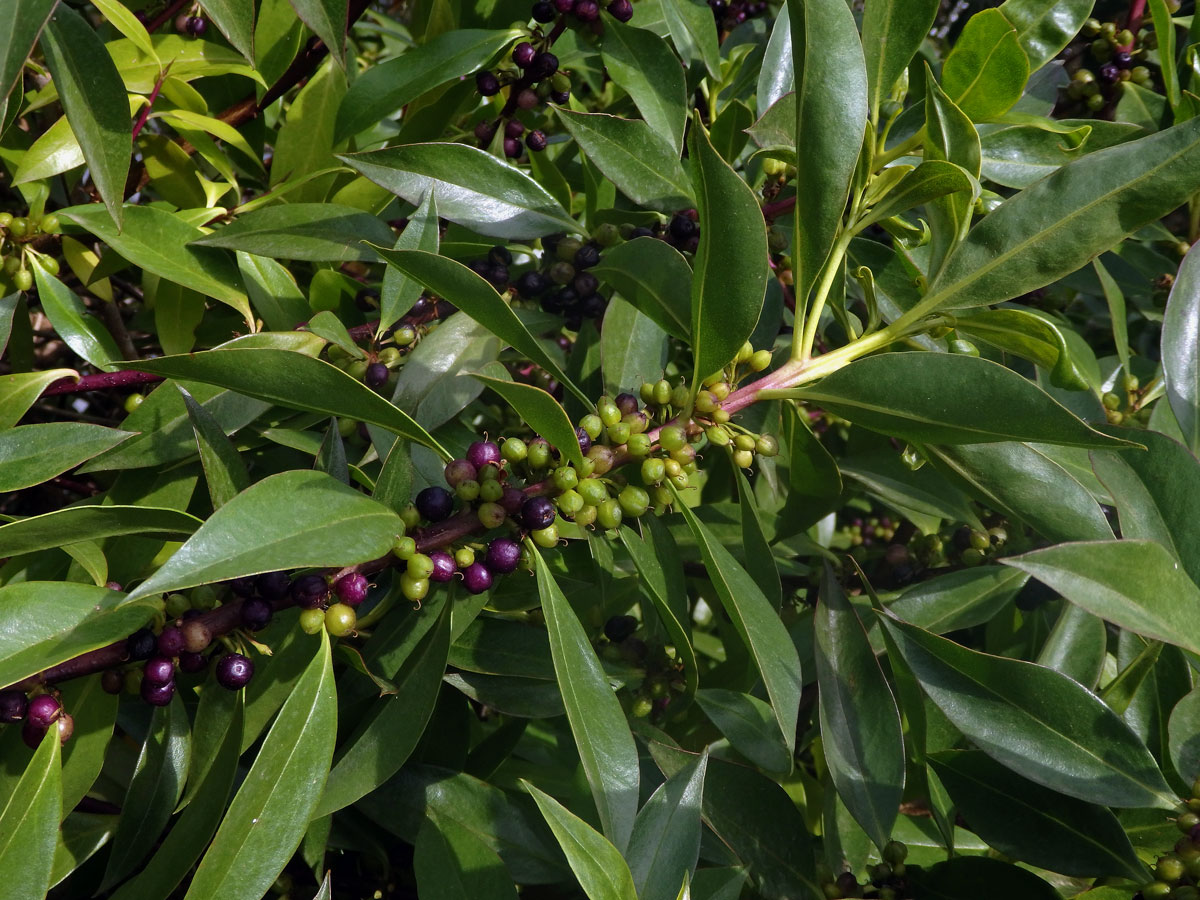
[875,129,925,170]
[793,229,855,362]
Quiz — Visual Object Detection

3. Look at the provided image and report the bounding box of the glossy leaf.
[660,0,720,79]
[185,632,336,900]
[888,566,1029,637]
[340,144,579,239]
[126,470,402,601]
[470,371,584,469]
[1037,603,1108,690]
[591,237,692,341]
[287,0,347,67]
[954,308,1091,390]
[696,689,791,772]
[199,0,255,59]
[380,188,438,337]
[0,727,61,900]
[41,6,130,227]
[31,259,120,372]
[0,423,132,492]
[600,298,668,399]
[1168,685,1200,784]
[734,468,781,610]
[1164,242,1200,452]
[414,812,518,900]
[788,0,868,304]
[0,0,55,123]
[999,0,1095,72]
[0,505,201,558]
[390,311,501,430]
[192,204,397,262]
[862,0,939,118]
[59,676,117,815]
[757,5,793,114]
[533,547,639,853]
[237,252,309,331]
[909,854,1069,899]
[858,160,975,229]
[626,751,706,900]
[688,120,769,383]
[128,347,448,456]
[880,611,1176,809]
[924,72,981,276]
[600,21,687,153]
[180,386,250,509]
[941,9,1029,121]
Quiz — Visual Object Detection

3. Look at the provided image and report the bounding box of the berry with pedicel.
[467,440,502,469]
[325,603,357,637]
[429,551,456,582]
[521,496,557,530]
[486,537,522,573]
[216,653,254,690]
[334,573,370,606]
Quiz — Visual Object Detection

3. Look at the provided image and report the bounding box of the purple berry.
[216,653,254,690]
[256,571,290,600]
[467,441,502,469]
[462,563,494,595]
[517,88,539,109]
[291,573,329,609]
[105,580,123,591]
[503,137,522,158]
[0,690,28,723]
[141,679,176,707]
[365,362,389,388]
[485,538,522,574]
[505,119,525,139]
[607,0,633,21]
[575,0,600,20]
[1099,62,1120,83]
[532,0,557,21]
[554,0,576,11]
[101,670,123,694]
[416,485,455,522]
[521,496,557,530]
[179,652,209,674]
[615,392,639,415]
[581,293,607,318]
[501,485,526,515]
[188,16,207,35]
[1114,51,1133,69]
[22,721,46,749]
[27,694,61,729]
[475,119,497,143]
[143,656,175,686]
[526,130,548,152]
[514,41,537,68]
[531,51,559,80]
[158,625,185,657]
[516,271,549,296]
[550,90,570,104]
[576,427,593,455]
[334,573,370,606]
[476,70,501,96]
[126,628,157,661]
[241,596,274,630]
[229,576,255,597]
[429,551,456,583]
[445,458,478,487]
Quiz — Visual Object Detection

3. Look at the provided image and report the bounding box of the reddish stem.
[145,0,190,34]
[131,65,171,143]
[761,195,796,222]
[41,370,164,397]
[1127,0,1147,36]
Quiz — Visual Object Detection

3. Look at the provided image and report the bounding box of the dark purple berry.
[604,614,639,642]
[532,0,557,21]
[531,51,559,80]
[607,0,633,20]
[554,0,576,12]
[1099,62,1120,83]
[516,271,549,295]
[429,551,456,583]
[365,362,389,389]
[489,246,513,266]
[126,628,157,661]
[505,119,525,139]
[487,263,510,288]
[101,670,124,694]
[179,651,209,674]
[27,694,61,729]
[485,538,522,574]
[513,41,537,68]
[229,576,255,597]
[256,571,290,600]
[141,679,176,706]
[241,596,274,630]
[143,656,175,686]
[292,573,330,609]
[576,426,592,455]
[517,88,539,109]
[1114,51,1133,68]
[475,119,497,143]
[615,392,639,415]
[501,485,526,515]
[521,496,557,530]
[0,690,28,723]
[334,573,370,606]
[416,485,455,522]
[630,226,654,239]
[22,721,46,749]
[526,130,548,152]
[476,70,501,96]
[575,0,600,20]
[573,271,599,294]
[158,625,185,657]
[550,90,570,104]
[581,293,607,318]
[574,244,601,269]
[462,563,494,595]
[216,653,254,690]
[467,441,502,469]
[188,16,207,35]
[105,581,123,591]
[503,137,522,158]
[670,213,698,240]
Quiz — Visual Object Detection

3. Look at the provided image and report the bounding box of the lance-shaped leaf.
[287,0,347,67]
[879,611,1177,809]
[600,21,687,153]
[126,470,403,601]
[940,9,1029,121]
[999,0,1096,72]
[861,0,939,118]
[31,259,120,372]
[191,204,397,262]
[470,369,584,469]
[592,237,692,341]
[0,423,133,492]
[1164,243,1200,452]
[414,811,518,900]
[0,0,56,123]
[858,161,975,230]
[180,387,249,509]
[1,368,75,432]
[0,506,202,558]
[626,751,707,900]
[380,188,438,337]
[0,726,61,900]
[954,308,1090,391]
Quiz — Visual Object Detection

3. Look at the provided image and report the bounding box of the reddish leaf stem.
[40,370,165,397]
[761,195,796,222]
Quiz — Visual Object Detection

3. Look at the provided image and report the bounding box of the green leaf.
[185,631,336,900]
[126,470,401,601]
[127,347,448,456]
[470,370,584,469]
[334,29,521,140]
[592,237,692,341]
[0,506,201,558]
[954,308,1091,391]
[923,71,981,276]
[660,0,721,79]
[688,120,769,384]
[1164,243,1200,452]
[861,0,939,119]
[888,566,1029,637]
[31,259,121,372]
[315,596,451,816]
[199,0,255,60]
[1148,0,1181,109]
[941,9,1029,121]
[179,386,250,509]
[788,0,867,304]
[757,5,793,114]
[59,676,118,815]
[1037,603,1108,690]
[60,205,252,325]
[626,751,706,900]
[696,689,791,772]
[523,781,638,900]
[287,0,347,67]
[918,115,1200,314]
[373,439,413,515]
[0,0,55,124]
[999,0,1095,73]
[600,298,668,399]
[533,547,640,853]
[414,812,518,900]
[1004,539,1200,657]
[558,110,692,211]
[1169,685,1200,784]
[879,611,1176,809]
[237,253,310,332]
[192,204,398,262]
[376,249,588,405]
[0,726,61,900]
[674,496,801,755]
[380,188,438,337]
[41,5,130,228]
[784,353,1129,448]
[929,750,1148,882]
[1094,258,1131,377]
[340,144,579,239]
[859,160,975,229]
[600,21,687,154]
[734,468,781,610]
[0,423,133,492]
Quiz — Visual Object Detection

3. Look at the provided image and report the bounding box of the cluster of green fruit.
[1140,787,1200,900]
[1102,372,1153,426]
[1063,16,1159,115]
[0,212,59,293]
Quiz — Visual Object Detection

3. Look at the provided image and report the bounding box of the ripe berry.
[254,571,288,600]
[517,88,539,109]
[575,0,600,20]
[554,0,576,11]
[241,596,274,631]
[216,653,254,690]
[531,51,559,80]
[158,625,185,657]
[101,670,124,694]
[505,120,525,139]
[467,440,502,469]
[575,426,593,455]
[532,0,556,21]
[141,678,176,707]
[607,0,633,20]
[292,573,330,609]
[501,485,526,515]
[605,615,638,642]
[365,362,389,388]
[143,657,175,686]
[462,563,494,594]
[334,573,370,606]
[444,458,478,488]
[27,694,60,729]
[515,271,549,296]
[486,537,522,574]
[179,651,209,673]
[429,551,456,582]
[126,628,157,661]
[0,690,28,723]
[416,486,455,522]
[188,16,207,35]
[475,119,497,143]
[503,137,522,158]
[513,41,537,68]
[476,71,501,96]
[325,603,357,637]
[526,130,548,152]
[521,496,557,530]
[574,244,601,269]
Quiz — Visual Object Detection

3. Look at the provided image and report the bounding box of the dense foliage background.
[4,0,1200,898]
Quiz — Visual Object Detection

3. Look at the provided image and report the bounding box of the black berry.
[531,52,559,80]
[416,485,455,522]
[229,577,255,597]
[22,720,46,749]
[365,362,389,389]
[521,496,557,530]
[126,628,157,661]
[615,392,639,415]
[554,0,575,11]
[576,426,592,455]
[505,120,525,139]
[532,0,557,21]
[292,573,330,609]
[574,244,601,269]
[476,71,501,96]
[573,271,599,294]
[0,690,28,723]
[241,596,274,630]
[526,130,548,152]
[550,89,570,104]
[462,563,494,595]
[485,538,522,574]
[475,119,497,143]
[516,271,549,295]
[501,485,526,515]
[581,293,607,318]
[575,0,599,20]
[143,656,175,685]
[608,0,633,20]
[179,651,209,674]
[503,137,522,158]
[187,16,207,35]
[101,670,124,694]
[141,679,175,706]
[604,614,639,642]
[256,571,290,600]
[513,41,537,68]
[216,653,254,690]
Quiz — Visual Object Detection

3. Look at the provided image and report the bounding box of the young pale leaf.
[625,751,707,900]
[788,0,867,305]
[688,119,769,384]
[286,0,346,66]
[696,689,791,772]
[414,812,518,900]
[128,348,448,457]
[673,495,801,755]
[126,470,402,601]
[380,188,438,337]
[940,9,1029,121]
[533,547,640,853]
[592,237,692,341]
[470,371,584,469]
[31,258,121,371]
[40,6,130,227]
[376,249,588,405]
[1004,540,1200,656]
[0,727,61,900]
[929,750,1148,882]
[814,564,905,850]
[600,21,687,153]
[185,631,336,900]
[191,204,397,262]
[1164,243,1200,453]
[340,144,579,239]
[523,781,638,900]
[0,506,201,558]
[998,0,1095,72]
[0,423,132,492]
[879,611,1177,809]
[861,0,939,118]
[179,387,250,509]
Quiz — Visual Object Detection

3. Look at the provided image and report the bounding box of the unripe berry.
[755,434,779,457]
[181,618,213,652]
[596,498,623,530]
[478,501,507,529]
[407,553,436,580]
[618,485,650,517]
[502,437,528,462]
[607,422,631,445]
[325,603,357,637]
[627,433,651,456]
[659,425,686,451]
[531,525,559,547]
[444,458,477,487]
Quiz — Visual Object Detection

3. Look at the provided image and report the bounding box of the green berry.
[1145,883,1173,900]
[8,217,29,238]
[400,504,420,530]
[455,547,475,568]
[574,504,598,527]
[578,478,608,506]
[1158,856,1187,883]
[480,479,504,502]
[641,458,665,485]
[553,466,579,491]
[1179,813,1200,834]
[631,696,653,717]
[597,399,622,427]
[652,379,672,406]
[299,608,326,634]
[400,573,429,601]
[580,414,604,439]
[558,489,584,515]
[705,425,730,447]
[734,434,756,451]
[882,841,907,866]
[607,422,631,445]
[407,553,435,579]
[640,382,656,404]
[756,434,779,457]
[394,324,417,346]
[457,480,481,502]
[711,408,730,424]
[528,441,552,469]
[532,525,559,547]
[749,349,772,371]
[597,499,623,530]
[325,603,357,637]
[659,425,686,452]
[618,485,650,518]
[502,437,528,463]
[555,236,582,261]
[694,390,717,413]
[670,385,690,409]
[733,449,754,468]
[14,269,32,292]
[393,536,417,560]
[710,381,731,400]
[736,341,754,363]
[478,501,507,529]
[124,393,145,414]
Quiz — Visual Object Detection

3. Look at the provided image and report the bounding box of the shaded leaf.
[592,237,692,341]
[0,423,133,492]
[31,259,121,372]
[626,751,707,900]
[0,726,61,900]
[180,386,250,509]
[414,812,517,900]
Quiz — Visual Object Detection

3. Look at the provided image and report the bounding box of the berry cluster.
[819,841,911,899]
[708,0,767,34]
[1140,790,1200,900]
[173,11,208,35]
[599,614,684,720]
[0,212,59,293]
[295,570,374,637]
[1101,371,1153,427]
[0,690,72,750]
[322,295,456,394]
[1062,16,1157,115]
